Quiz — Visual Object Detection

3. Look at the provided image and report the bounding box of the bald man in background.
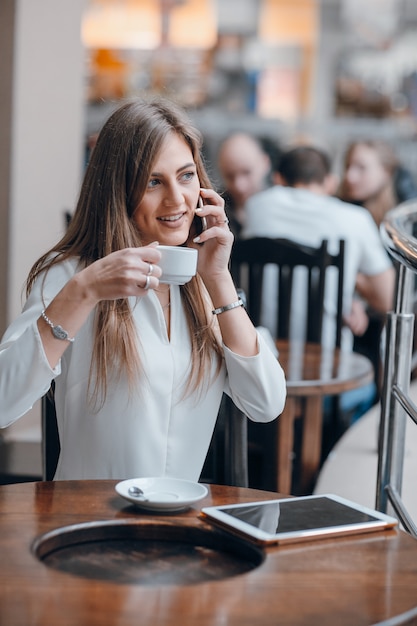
[217,132,273,238]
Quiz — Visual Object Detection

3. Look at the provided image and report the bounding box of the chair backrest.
[41,383,60,480]
[231,237,345,347]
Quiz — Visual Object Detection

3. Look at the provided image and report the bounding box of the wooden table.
[1,480,417,626]
[250,340,375,496]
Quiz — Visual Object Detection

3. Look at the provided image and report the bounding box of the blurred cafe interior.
[1,0,417,492]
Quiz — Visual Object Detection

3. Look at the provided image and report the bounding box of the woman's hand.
[187,188,259,358]
[189,188,234,284]
[77,243,163,305]
[38,243,164,368]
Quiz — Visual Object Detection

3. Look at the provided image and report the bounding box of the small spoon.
[128,485,147,500]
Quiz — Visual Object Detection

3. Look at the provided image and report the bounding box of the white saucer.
[115,477,208,512]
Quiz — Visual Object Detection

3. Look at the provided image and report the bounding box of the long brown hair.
[27,96,223,405]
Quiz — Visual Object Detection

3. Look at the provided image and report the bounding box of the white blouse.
[0,259,286,480]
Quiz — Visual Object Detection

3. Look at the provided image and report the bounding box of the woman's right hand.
[37,244,163,368]
[78,243,163,304]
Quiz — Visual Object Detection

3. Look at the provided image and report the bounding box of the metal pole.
[376,264,414,514]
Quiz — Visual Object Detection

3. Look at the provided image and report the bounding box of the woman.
[339,140,406,404]
[0,97,285,480]
[339,139,417,227]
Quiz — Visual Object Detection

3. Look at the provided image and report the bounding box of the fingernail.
[195,208,202,213]
[193,236,201,243]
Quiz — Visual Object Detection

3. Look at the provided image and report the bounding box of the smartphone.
[192,196,208,237]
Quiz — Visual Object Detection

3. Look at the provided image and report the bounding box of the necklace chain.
[154,287,170,311]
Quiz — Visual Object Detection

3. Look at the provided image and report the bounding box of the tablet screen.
[219,497,379,533]
[201,494,398,545]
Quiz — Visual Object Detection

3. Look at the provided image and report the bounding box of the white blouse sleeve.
[222,330,286,423]
[0,261,75,428]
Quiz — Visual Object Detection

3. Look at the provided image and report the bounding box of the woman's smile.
[157,211,188,226]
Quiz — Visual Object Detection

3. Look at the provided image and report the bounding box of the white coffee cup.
[157,245,198,285]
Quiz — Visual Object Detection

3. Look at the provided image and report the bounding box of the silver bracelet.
[212,298,244,316]
[41,310,75,342]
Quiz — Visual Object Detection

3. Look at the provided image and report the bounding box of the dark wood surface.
[261,341,375,495]
[1,480,417,625]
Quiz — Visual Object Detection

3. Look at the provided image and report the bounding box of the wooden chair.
[39,211,71,480]
[230,237,345,494]
[41,383,60,481]
[201,393,249,487]
[230,237,344,347]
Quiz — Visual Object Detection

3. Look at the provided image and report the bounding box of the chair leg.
[202,395,249,487]
[276,397,297,494]
[299,396,323,495]
[223,396,248,487]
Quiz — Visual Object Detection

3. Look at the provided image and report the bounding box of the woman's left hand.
[189,188,234,282]
[189,188,259,359]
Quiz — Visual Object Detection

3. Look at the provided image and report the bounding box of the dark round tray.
[32,519,264,586]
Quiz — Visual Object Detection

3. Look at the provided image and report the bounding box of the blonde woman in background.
[339,139,417,227]
[339,139,417,402]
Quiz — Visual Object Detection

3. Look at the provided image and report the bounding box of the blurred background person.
[339,139,417,393]
[217,132,273,239]
[339,139,417,227]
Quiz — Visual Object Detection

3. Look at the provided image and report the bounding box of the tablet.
[201,494,398,545]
